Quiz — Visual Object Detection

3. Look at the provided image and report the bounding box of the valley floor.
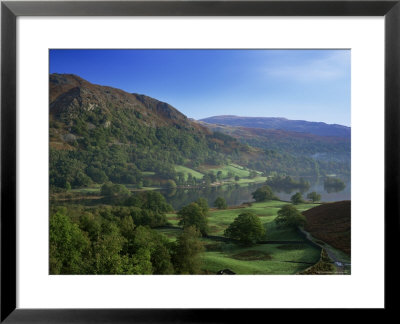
[157,201,343,275]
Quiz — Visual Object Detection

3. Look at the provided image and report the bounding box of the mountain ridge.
[200,115,350,138]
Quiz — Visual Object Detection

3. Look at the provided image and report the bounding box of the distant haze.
[200,115,350,138]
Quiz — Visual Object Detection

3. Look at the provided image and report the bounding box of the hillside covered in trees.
[50,74,350,192]
[197,121,350,177]
[50,74,262,190]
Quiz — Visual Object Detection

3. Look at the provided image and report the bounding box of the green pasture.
[161,200,321,274]
[204,201,318,237]
[201,243,321,274]
[156,227,181,242]
[142,171,156,176]
[174,165,204,180]
[70,184,101,194]
[199,164,252,178]
[234,176,268,185]
[165,213,180,226]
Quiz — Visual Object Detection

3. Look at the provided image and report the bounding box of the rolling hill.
[200,115,351,138]
[197,121,350,158]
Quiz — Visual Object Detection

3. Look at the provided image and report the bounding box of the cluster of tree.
[252,185,277,202]
[323,177,346,192]
[248,170,259,179]
[202,172,218,186]
[267,175,310,192]
[50,205,204,275]
[177,198,209,236]
[290,191,321,204]
[160,182,264,211]
[222,204,308,246]
[162,168,243,189]
[306,191,321,202]
[290,192,304,205]
[224,211,266,245]
[214,197,227,209]
[274,205,307,228]
[101,182,130,197]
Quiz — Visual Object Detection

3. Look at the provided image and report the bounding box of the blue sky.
[50,49,351,126]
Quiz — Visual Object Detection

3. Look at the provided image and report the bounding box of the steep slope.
[200,115,351,138]
[49,74,256,189]
[50,74,194,129]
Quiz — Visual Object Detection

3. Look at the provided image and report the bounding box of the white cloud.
[265,51,350,82]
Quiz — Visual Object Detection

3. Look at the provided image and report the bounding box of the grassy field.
[175,163,266,183]
[198,164,255,178]
[142,171,156,176]
[206,201,318,237]
[174,165,204,180]
[159,200,322,274]
[234,176,268,185]
[70,184,101,194]
[202,243,321,274]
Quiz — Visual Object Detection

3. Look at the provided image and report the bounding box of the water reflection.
[53,177,351,210]
[161,177,350,210]
[161,183,259,210]
[270,176,350,204]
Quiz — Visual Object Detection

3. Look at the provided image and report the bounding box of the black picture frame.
[1,0,399,322]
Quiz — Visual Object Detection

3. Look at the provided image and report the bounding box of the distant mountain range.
[200,115,350,138]
[196,120,350,160]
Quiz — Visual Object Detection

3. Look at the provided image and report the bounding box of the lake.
[161,177,351,210]
[55,177,350,211]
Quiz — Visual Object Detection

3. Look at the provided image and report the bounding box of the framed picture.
[1,0,398,321]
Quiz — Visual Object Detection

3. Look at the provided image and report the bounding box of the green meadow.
[174,165,204,180]
[199,163,255,178]
[158,200,321,274]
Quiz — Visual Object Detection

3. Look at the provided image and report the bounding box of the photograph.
[49,49,351,275]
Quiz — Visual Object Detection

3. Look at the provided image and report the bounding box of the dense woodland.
[50,191,208,274]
